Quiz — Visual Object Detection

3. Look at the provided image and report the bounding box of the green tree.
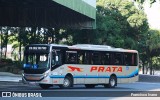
[69,0,149,50]
[148,30,160,74]
[138,29,160,74]
[96,0,149,49]
[134,0,156,5]
[1,27,10,58]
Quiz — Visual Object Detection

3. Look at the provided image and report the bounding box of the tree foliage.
[134,0,156,5]
[0,0,160,74]
[95,0,148,49]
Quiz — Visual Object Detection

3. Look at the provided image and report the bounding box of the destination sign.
[28,46,48,50]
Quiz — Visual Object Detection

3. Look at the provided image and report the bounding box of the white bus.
[22,44,139,89]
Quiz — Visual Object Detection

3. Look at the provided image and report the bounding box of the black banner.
[0,91,160,97]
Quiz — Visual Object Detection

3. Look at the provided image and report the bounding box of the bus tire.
[59,76,72,88]
[39,84,52,89]
[85,84,95,88]
[108,75,117,88]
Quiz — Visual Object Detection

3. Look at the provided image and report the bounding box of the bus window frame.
[124,52,138,66]
[112,52,124,65]
[91,51,101,65]
[101,51,111,65]
[65,50,78,64]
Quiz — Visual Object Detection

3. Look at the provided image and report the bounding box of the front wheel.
[59,76,72,88]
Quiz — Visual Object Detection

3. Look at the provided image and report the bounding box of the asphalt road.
[0,72,160,99]
[0,81,160,91]
[0,81,160,100]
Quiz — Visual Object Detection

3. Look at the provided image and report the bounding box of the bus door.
[85,52,99,84]
[51,49,62,70]
[66,50,85,84]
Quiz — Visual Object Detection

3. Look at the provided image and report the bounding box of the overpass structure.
[0,0,96,29]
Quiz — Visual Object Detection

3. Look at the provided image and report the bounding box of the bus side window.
[134,54,138,66]
[78,51,84,64]
[84,51,90,64]
[65,51,77,64]
[114,53,123,65]
[124,53,137,66]
[91,52,101,65]
[101,52,110,65]
[124,53,128,65]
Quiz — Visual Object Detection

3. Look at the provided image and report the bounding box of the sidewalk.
[139,74,160,83]
[0,72,21,82]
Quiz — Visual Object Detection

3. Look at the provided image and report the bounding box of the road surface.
[0,72,160,99]
[0,81,160,99]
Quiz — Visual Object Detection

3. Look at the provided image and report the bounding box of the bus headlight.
[43,72,49,77]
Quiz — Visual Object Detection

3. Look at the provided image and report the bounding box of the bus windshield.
[24,53,49,69]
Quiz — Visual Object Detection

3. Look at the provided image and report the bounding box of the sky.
[144,0,160,30]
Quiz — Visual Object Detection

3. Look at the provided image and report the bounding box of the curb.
[139,74,160,83]
[0,72,21,77]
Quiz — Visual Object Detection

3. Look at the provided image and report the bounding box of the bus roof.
[26,44,138,53]
[70,44,138,53]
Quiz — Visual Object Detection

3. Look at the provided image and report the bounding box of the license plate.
[29,82,36,85]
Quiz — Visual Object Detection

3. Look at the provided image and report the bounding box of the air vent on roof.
[72,44,112,49]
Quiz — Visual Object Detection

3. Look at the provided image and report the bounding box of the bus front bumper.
[22,73,51,85]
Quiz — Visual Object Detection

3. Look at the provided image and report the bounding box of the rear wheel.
[108,76,117,88]
[39,84,52,89]
[104,76,117,88]
[59,76,73,88]
[85,84,95,88]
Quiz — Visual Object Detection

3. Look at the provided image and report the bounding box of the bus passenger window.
[101,52,110,65]
[114,53,122,65]
[91,52,101,65]
[78,53,84,64]
[65,51,77,64]
[124,53,137,66]
[84,52,90,64]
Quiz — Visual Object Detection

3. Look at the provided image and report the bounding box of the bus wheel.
[108,76,117,88]
[39,84,52,89]
[59,76,72,88]
[85,84,95,88]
